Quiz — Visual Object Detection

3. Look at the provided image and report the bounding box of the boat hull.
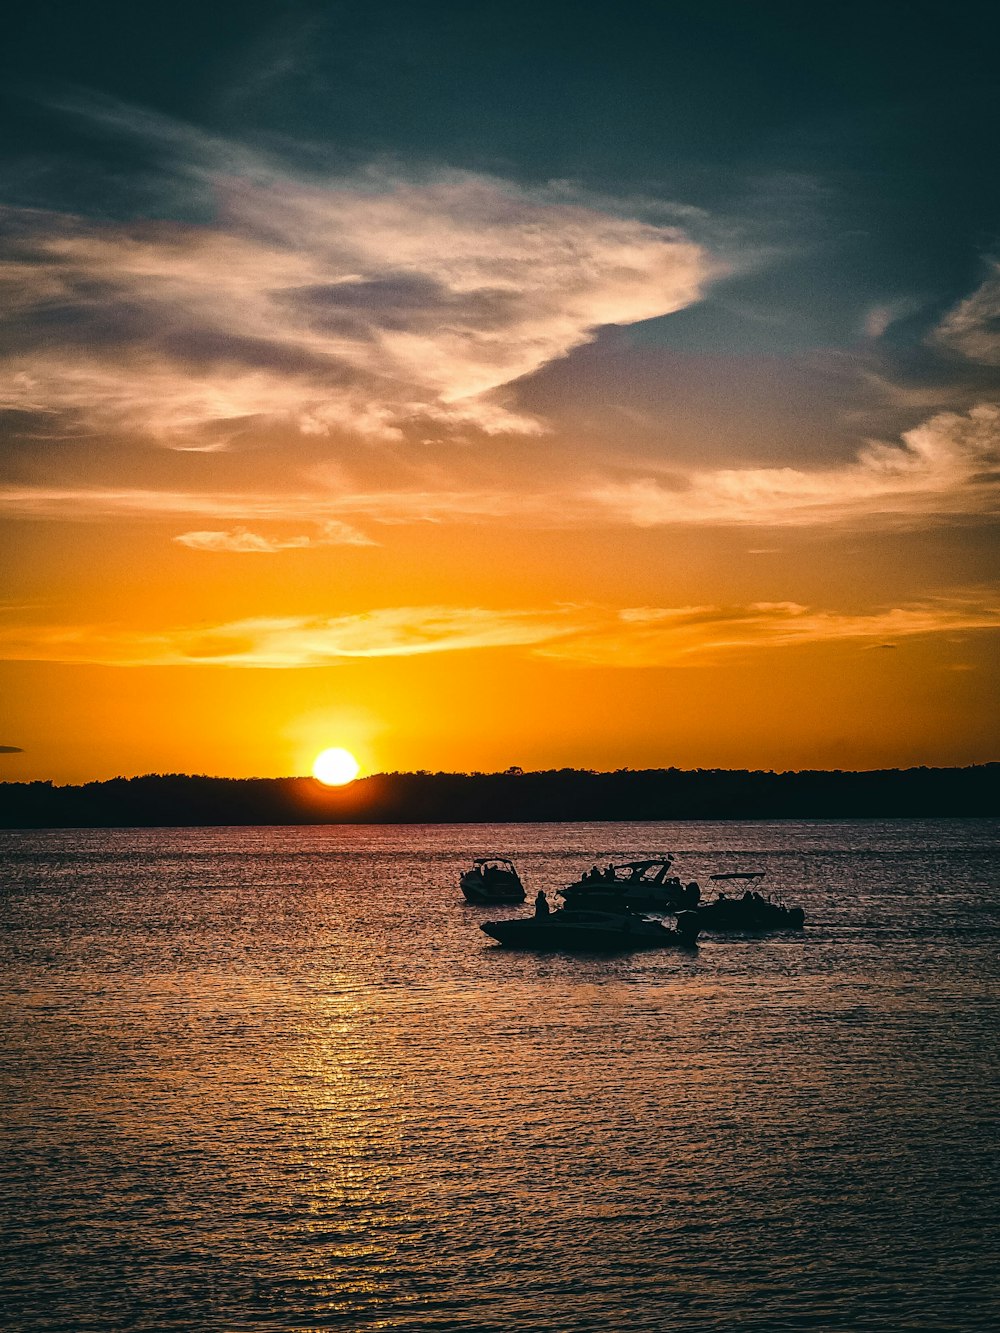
[461,882,526,904]
[561,883,692,911]
[481,913,696,950]
[696,902,805,931]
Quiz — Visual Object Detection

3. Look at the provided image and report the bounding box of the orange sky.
[1,109,998,782]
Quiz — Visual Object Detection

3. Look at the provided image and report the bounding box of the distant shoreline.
[1,765,996,828]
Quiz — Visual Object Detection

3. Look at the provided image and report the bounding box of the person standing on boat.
[534,890,550,917]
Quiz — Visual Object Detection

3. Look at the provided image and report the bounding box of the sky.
[1,0,998,782]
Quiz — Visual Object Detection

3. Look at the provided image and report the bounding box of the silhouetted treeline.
[1,765,996,828]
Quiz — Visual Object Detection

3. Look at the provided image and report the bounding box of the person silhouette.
[534,889,550,917]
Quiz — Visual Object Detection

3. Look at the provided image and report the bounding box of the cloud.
[932,264,1000,365]
[863,298,921,339]
[3,400,997,535]
[0,481,553,528]
[0,744,24,753]
[539,598,1000,667]
[173,521,376,552]
[0,120,712,446]
[589,403,1000,528]
[0,596,994,670]
[0,607,582,668]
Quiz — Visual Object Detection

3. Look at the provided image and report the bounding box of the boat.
[693,872,805,931]
[460,856,526,904]
[481,903,700,950]
[560,857,701,911]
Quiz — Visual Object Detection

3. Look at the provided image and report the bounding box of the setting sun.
[312,747,361,786]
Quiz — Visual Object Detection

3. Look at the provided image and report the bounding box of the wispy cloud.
[0,482,549,530]
[173,521,376,552]
[2,401,997,535]
[1,596,994,669]
[0,607,581,668]
[932,263,1000,365]
[0,110,712,446]
[862,296,923,339]
[540,598,1000,666]
[589,404,1000,528]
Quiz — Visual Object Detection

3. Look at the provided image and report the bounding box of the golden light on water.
[312,748,361,787]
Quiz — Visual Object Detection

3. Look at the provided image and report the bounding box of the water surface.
[2,820,998,1331]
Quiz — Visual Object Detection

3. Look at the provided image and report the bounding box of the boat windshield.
[593,858,674,884]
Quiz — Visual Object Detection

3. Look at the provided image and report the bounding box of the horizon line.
[4,761,998,790]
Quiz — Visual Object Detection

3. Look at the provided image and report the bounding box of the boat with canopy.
[460,857,526,904]
[560,856,701,911]
[693,871,805,930]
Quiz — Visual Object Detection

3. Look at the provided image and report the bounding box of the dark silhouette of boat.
[561,856,701,911]
[694,872,805,931]
[481,903,700,950]
[460,856,526,904]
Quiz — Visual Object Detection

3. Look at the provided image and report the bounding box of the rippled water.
[2,820,998,1331]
